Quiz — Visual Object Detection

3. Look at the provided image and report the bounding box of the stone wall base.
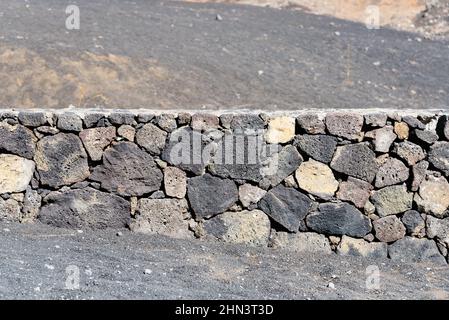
[1,108,449,264]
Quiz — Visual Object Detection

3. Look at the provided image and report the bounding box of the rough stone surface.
[230,114,265,132]
[426,216,449,246]
[164,167,187,199]
[270,231,332,254]
[187,174,238,219]
[414,175,449,217]
[365,126,396,153]
[373,216,406,243]
[330,143,378,183]
[57,113,83,132]
[394,122,409,140]
[83,112,105,128]
[371,185,413,217]
[306,203,372,238]
[262,145,302,187]
[414,129,439,145]
[34,133,90,188]
[336,177,373,208]
[135,123,167,155]
[0,198,21,221]
[258,185,312,233]
[364,113,387,127]
[156,114,177,132]
[444,116,449,140]
[79,126,116,161]
[296,114,325,134]
[388,237,446,264]
[130,198,192,239]
[411,161,429,192]
[21,186,42,222]
[39,187,130,229]
[375,157,409,188]
[108,112,135,126]
[90,142,163,197]
[0,155,34,193]
[393,141,426,166]
[337,236,388,259]
[325,113,364,140]
[191,114,219,132]
[402,116,425,129]
[429,142,449,176]
[239,184,267,208]
[402,210,426,237]
[265,117,295,143]
[18,112,48,127]
[295,159,338,200]
[162,127,210,175]
[294,134,337,163]
[203,209,271,246]
[117,125,136,141]
[0,122,37,159]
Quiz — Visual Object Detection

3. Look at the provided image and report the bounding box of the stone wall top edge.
[0,107,448,117]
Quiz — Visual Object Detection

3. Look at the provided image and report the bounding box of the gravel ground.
[0,221,448,300]
[0,0,448,109]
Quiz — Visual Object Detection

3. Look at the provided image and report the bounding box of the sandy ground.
[185,0,449,39]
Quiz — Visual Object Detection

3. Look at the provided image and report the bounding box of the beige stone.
[394,122,409,140]
[270,231,332,254]
[0,198,21,221]
[265,116,295,143]
[0,154,35,193]
[239,184,267,208]
[117,125,136,141]
[79,126,116,161]
[337,235,387,258]
[204,209,271,246]
[164,167,187,198]
[295,159,338,199]
[414,175,449,217]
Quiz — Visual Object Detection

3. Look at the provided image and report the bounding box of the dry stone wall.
[1,109,449,264]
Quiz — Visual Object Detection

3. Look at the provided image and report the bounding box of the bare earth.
[0,0,448,110]
[1,221,449,299]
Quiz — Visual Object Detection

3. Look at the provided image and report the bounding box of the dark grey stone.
[375,157,409,188]
[296,114,326,134]
[83,112,105,128]
[0,123,36,159]
[18,111,48,127]
[261,145,303,187]
[162,127,211,175]
[258,185,313,232]
[330,143,378,183]
[306,203,372,237]
[57,112,83,132]
[90,142,163,197]
[294,134,337,164]
[230,114,265,132]
[402,116,426,129]
[108,112,136,125]
[392,141,426,166]
[187,173,238,219]
[414,129,439,145]
[429,142,449,176]
[34,133,90,188]
[401,210,425,236]
[39,187,130,229]
[388,237,446,264]
[137,113,155,123]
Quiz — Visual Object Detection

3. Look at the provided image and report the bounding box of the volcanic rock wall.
[1,109,449,264]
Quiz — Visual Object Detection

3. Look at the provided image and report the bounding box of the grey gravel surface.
[0,0,448,110]
[0,221,448,299]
